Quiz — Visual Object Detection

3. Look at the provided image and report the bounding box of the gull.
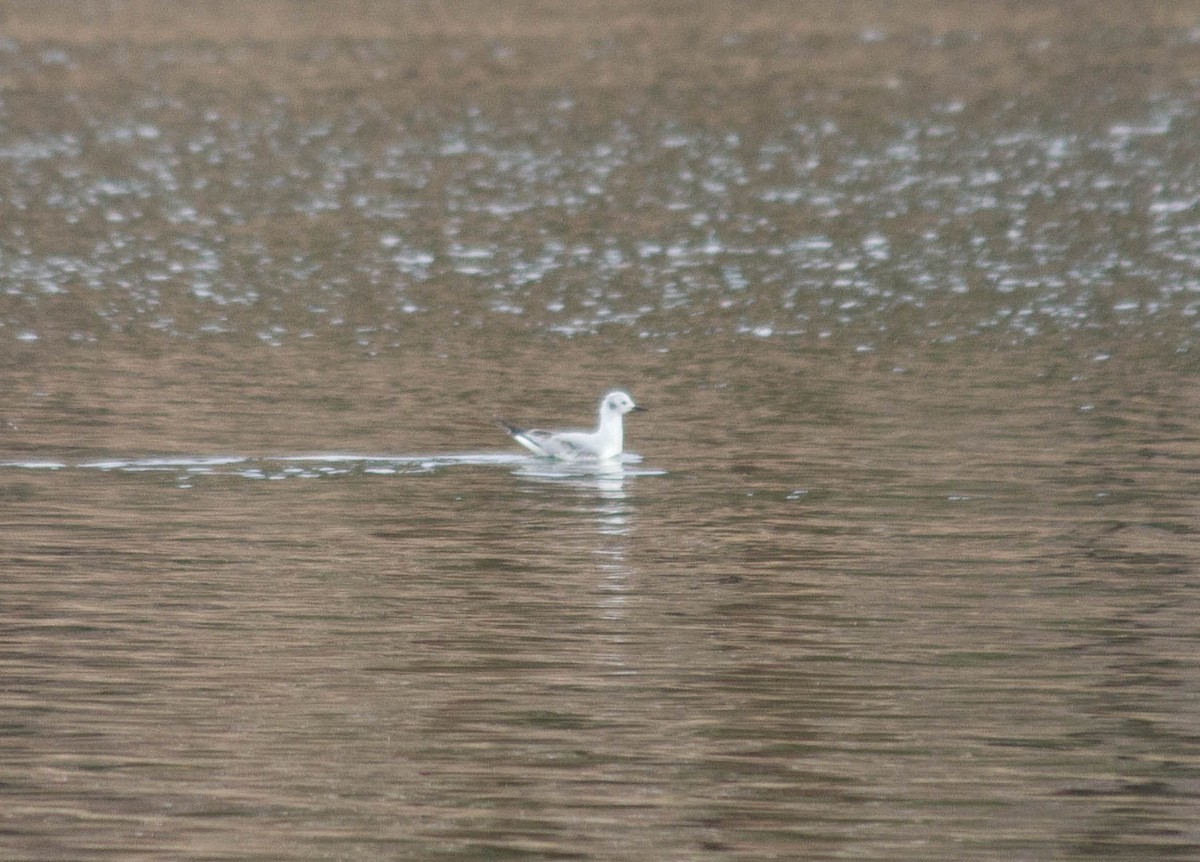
[498,391,646,461]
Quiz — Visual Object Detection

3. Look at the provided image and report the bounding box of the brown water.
[2,3,1200,860]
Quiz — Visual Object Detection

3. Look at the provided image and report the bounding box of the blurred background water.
[1,2,1198,860]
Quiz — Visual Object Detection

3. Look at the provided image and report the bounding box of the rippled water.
[4,31,1200,351]
[5,102,1200,349]
[2,4,1199,860]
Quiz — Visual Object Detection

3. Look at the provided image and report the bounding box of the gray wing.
[498,420,589,459]
[536,431,592,459]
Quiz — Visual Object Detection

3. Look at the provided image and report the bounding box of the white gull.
[498,391,646,461]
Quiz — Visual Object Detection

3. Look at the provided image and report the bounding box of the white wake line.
[1,452,664,478]
[78,455,250,470]
[270,452,528,465]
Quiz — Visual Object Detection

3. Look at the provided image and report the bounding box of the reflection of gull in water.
[516,454,630,491]
[512,457,667,536]
[497,390,646,461]
[516,458,636,623]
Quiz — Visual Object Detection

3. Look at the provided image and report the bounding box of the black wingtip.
[495,418,524,435]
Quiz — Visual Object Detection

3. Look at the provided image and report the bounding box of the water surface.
[2,3,1199,860]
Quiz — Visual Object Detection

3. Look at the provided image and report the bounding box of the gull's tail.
[496,418,547,456]
[496,418,525,436]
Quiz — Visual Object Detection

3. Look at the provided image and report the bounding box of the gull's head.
[601,390,646,417]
